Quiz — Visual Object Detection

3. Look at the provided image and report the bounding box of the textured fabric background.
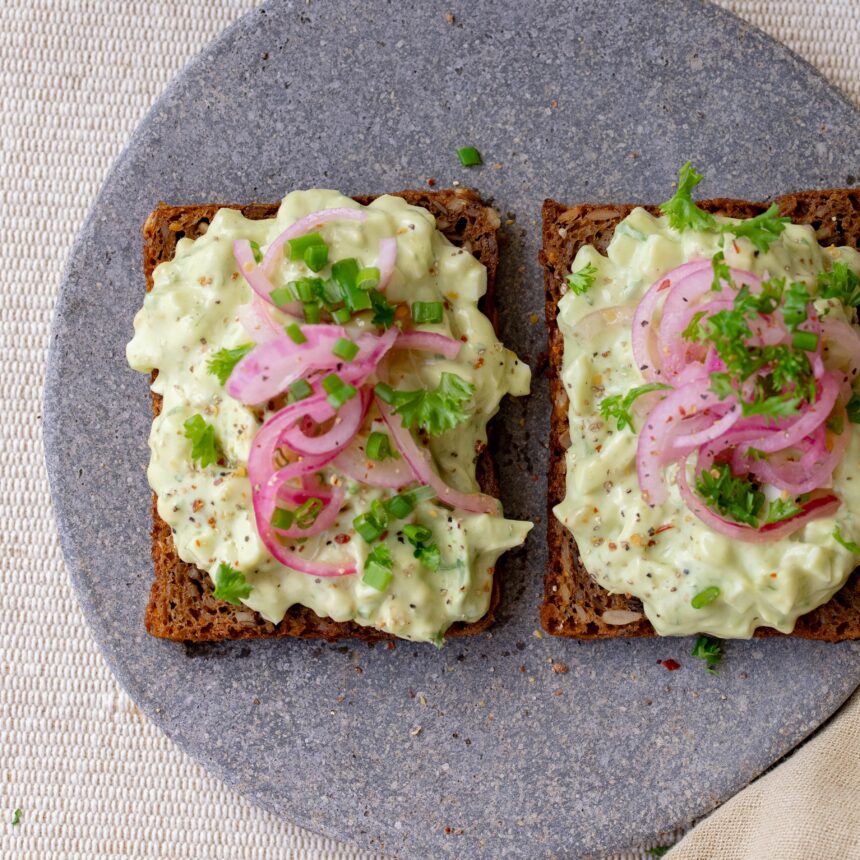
[1,2,857,859]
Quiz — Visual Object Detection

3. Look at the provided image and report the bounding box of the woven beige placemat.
[1,2,856,858]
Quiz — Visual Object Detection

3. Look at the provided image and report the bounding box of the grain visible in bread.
[143,189,504,642]
[541,189,860,641]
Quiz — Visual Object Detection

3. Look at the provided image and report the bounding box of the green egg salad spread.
[127,190,532,644]
[554,165,860,638]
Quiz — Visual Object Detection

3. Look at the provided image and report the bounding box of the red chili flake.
[653,524,674,535]
[334,533,351,545]
[658,278,671,292]
[608,542,617,551]
[426,177,437,187]
[659,659,681,671]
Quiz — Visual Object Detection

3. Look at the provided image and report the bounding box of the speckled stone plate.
[44,1,860,857]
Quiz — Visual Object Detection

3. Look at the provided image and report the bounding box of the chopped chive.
[411,301,444,324]
[332,258,360,291]
[331,306,352,324]
[402,523,433,545]
[288,379,313,402]
[691,586,721,609]
[353,512,384,542]
[271,507,295,530]
[356,266,380,290]
[285,323,306,344]
[362,558,393,591]
[295,497,324,529]
[344,284,372,311]
[366,431,392,461]
[270,286,294,307]
[303,302,321,323]
[408,485,436,504]
[303,244,328,272]
[456,145,482,167]
[292,278,318,302]
[792,330,819,352]
[332,337,359,361]
[249,240,263,264]
[322,373,356,408]
[374,382,395,403]
[323,278,343,304]
[287,231,325,261]
[385,492,415,519]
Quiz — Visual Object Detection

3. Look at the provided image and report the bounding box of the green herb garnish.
[285,323,306,344]
[288,378,313,402]
[206,343,254,385]
[834,527,860,553]
[249,240,263,264]
[212,562,252,605]
[818,261,860,308]
[764,497,802,524]
[387,372,474,436]
[847,392,860,424]
[566,262,598,296]
[456,146,482,167]
[287,231,325,261]
[711,250,732,291]
[646,846,671,858]
[402,523,441,571]
[366,431,395,461]
[353,500,389,543]
[599,383,671,432]
[303,301,321,324]
[362,544,393,591]
[321,373,356,409]
[356,266,380,290]
[270,286,294,307]
[691,586,721,609]
[660,161,716,232]
[695,462,763,526]
[332,306,353,325]
[271,508,294,530]
[294,497,324,529]
[411,301,444,324]
[332,337,359,361]
[303,243,328,272]
[369,289,397,328]
[183,414,221,468]
[720,203,789,252]
[691,635,723,674]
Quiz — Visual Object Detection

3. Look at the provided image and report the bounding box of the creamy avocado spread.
[555,204,860,638]
[127,190,532,644]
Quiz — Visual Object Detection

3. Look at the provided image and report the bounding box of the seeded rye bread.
[541,189,860,641]
[143,189,505,642]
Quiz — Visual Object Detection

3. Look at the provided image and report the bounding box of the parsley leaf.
[212,562,252,605]
[599,383,671,432]
[691,635,723,674]
[566,262,598,295]
[818,261,860,308]
[711,250,732,291]
[834,527,860,553]
[369,289,396,328]
[11,808,21,827]
[206,343,255,385]
[781,281,810,331]
[682,310,708,342]
[720,203,790,252]
[847,392,860,424]
[402,524,441,571]
[183,414,222,468]
[659,161,717,232]
[390,372,474,436]
[764,497,802,524]
[695,463,764,526]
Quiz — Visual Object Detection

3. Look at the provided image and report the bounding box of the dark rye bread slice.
[541,189,860,641]
[143,188,504,642]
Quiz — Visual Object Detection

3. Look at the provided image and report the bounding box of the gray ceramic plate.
[44,1,860,857]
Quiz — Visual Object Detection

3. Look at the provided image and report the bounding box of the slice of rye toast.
[143,188,505,642]
[541,189,860,641]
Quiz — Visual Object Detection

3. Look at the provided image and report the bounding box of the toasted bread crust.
[541,189,860,641]
[143,189,504,642]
